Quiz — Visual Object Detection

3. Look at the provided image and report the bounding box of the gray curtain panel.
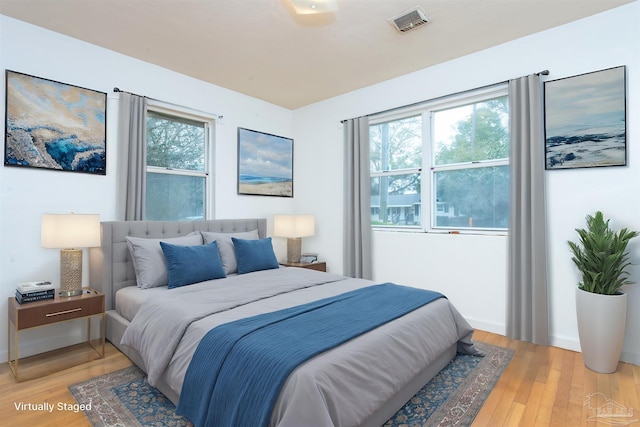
[506,74,549,345]
[343,116,372,279]
[117,92,148,221]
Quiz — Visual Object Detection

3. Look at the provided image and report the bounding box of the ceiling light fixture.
[290,0,338,15]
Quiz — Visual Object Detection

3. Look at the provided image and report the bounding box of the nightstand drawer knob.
[46,307,82,317]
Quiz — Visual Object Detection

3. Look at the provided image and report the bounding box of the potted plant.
[568,211,638,373]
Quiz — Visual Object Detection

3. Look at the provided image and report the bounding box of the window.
[369,85,509,232]
[145,107,213,220]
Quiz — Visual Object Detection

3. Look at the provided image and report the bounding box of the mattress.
[115,271,242,322]
[115,285,166,322]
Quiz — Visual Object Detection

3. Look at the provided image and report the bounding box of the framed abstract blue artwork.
[4,70,107,175]
[237,127,293,197]
[544,66,626,170]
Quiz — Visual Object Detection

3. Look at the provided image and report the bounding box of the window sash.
[430,164,509,231]
[145,172,207,221]
[146,109,209,172]
[369,115,422,174]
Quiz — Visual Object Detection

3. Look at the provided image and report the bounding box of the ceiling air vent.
[389,6,430,33]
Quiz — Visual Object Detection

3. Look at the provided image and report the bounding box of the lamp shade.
[273,215,315,238]
[41,213,101,248]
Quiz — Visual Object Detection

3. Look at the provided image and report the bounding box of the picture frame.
[237,127,293,197]
[4,70,107,175]
[544,66,626,170]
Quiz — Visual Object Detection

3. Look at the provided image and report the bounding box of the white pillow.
[201,230,259,275]
[126,233,203,289]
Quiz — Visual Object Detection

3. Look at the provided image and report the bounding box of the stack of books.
[16,281,55,304]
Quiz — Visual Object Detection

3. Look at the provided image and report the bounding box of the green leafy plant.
[568,211,639,295]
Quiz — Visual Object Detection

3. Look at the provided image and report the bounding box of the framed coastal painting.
[237,127,293,197]
[544,66,626,170]
[4,70,107,175]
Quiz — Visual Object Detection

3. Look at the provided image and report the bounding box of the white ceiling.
[0,0,634,109]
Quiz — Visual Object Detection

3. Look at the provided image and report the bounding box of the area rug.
[69,342,513,427]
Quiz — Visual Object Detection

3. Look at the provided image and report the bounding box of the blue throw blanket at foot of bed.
[177,283,445,427]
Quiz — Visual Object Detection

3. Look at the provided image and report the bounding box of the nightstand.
[280,261,327,272]
[7,288,105,382]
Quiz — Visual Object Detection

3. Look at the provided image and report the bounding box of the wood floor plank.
[2,331,639,427]
[505,401,526,426]
[518,380,546,427]
[550,350,575,426]
[618,362,640,411]
[566,353,586,427]
[534,364,560,426]
[513,341,539,405]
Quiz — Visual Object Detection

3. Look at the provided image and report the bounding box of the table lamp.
[41,213,101,296]
[274,214,315,263]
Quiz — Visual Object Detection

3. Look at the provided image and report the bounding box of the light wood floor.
[1,330,638,426]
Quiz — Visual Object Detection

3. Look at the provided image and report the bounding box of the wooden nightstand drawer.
[14,297,102,329]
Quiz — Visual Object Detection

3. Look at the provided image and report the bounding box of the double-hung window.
[145,105,213,220]
[369,85,509,232]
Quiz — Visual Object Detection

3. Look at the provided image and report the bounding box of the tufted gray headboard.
[89,219,267,311]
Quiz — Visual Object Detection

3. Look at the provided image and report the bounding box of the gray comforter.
[121,267,479,427]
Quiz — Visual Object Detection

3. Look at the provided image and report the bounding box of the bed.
[89,218,480,427]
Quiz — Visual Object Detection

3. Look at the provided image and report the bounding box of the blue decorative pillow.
[232,237,279,274]
[160,241,226,289]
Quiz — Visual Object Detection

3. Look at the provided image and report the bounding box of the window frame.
[369,84,509,234]
[145,101,216,220]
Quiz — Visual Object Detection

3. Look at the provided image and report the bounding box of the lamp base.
[60,249,83,297]
[286,238,302,263]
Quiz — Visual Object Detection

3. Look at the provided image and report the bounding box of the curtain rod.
[113,87,223,121]
[341,69,549,123]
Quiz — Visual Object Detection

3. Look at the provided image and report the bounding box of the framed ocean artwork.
[4,70,107,175]
[544,66,626,170]
[237,127,293,197]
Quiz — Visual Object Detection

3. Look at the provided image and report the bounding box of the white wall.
[293,3,640,364]
[0,16,294,358]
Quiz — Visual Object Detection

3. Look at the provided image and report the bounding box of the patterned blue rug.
[69,342,512,427]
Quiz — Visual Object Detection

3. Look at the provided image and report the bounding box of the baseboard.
[467,326,640,367]
[620,351,640,366]
[550,335,581,353]
[466,317,505,336]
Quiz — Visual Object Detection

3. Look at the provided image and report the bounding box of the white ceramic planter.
[576,288,627,373]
